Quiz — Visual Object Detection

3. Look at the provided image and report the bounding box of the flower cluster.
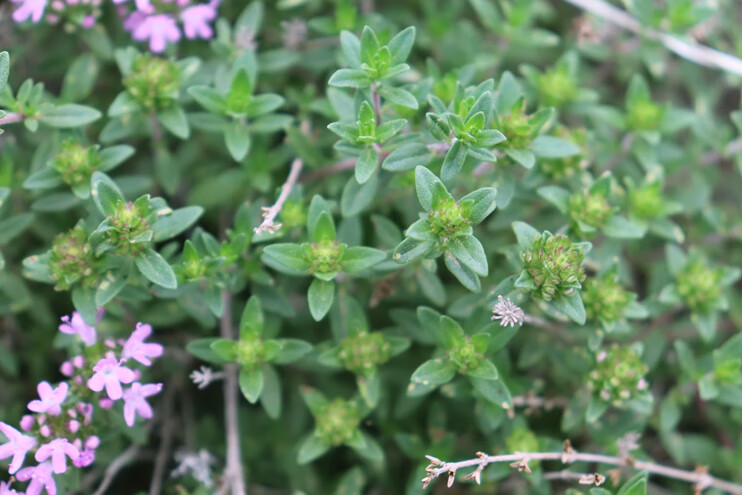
[520,232,587,301]
[587,345,649,408]
[0,311,162,494]
[10,0,220,53]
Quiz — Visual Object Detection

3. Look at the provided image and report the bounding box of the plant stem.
[220,289,246,495]
[370,81,382,125]
[0,112,25,125]
[254,158,303,234]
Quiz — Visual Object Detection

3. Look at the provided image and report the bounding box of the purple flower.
[11,0,47,23]
[122,323,163,366]
[180,4,217,40]
[87,356,136,400]
[0,422,37,474]
[16,461,56,495]
[0,481,21,495]
[123,382,162,427]
[132,14,181,53]
[58,310,102,347]
[35,438,80,474]
[27,382,68,416]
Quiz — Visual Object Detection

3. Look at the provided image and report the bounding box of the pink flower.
[16,461,56,495]
[123,382,162,427]
[122,323,163,366]
[87,357,136,400]
[58,310,102,347]
[28,382,69,416]
[11,0,47,23]
[0,422,37,474]
[132,14,181,53]
[180,4,216,40]
[0,481,21,495]
[35,438,80,474]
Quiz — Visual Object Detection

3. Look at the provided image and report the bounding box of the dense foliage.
[2,1,742,494]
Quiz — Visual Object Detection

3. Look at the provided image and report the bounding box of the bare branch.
[254,158,303,235]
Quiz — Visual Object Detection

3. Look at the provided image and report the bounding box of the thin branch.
[422,445,742,493]
[149,382,177,495]
[254,158,304,235]
[561,0,742,77]
[0,112,25,125]
[220,289,247,495]
[370,81,382,125]
[91,444,141,495]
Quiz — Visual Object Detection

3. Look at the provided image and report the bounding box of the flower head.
[180,4,217,39]
[87,357,135,400]
[28,382,69,416]
[11,0,47,23]
[132,14,181,53]
[0,481,21,495]
[122,323,163,366]
[16,461,56,495]
[123,382,163,427]
[0,421,37,474]
[58,309,101,347]
[491,295,525,327]
[34,438,80,474]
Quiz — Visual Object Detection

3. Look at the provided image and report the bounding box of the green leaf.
[313,211,337,243]
[377,86,418,109]
[466,359,498,380]
[227,69,252,114]
[392,238,435,264]
[351,432,384,462]
[375,119,406,143]
[225,120,251,161]
[626,74,651,107]
[471,377,512,408]
[505,148,535,168]
[71,286,98,326]
[91,172,125,217]
[308,195,332,237]
[99,145,135,172]
[603,215,645,239]
[308,278,335,321]
[355,146,379,184]
[537,185,569,213]
[448,236,488,276]
[259,364,281,419]
[360,26,380,65]
[529,135,580,158]
[328,69,371,88]
[476,129,507,147]
[273,339,312,364]
[340,30,361,68]
[405,218,435,241]
[440,140,468,181]
[23,168,63,190]
[246,93,284,118]
[358,373,381,407]
[186,338,230,365]
[460,187,497,224]
[414,165,446,211]
[240,296,264,338]
[444,250,481,292]
[341,171,378,217]
[39,104,101,128]
[95,270,127,306]
[188,85,228,113]
[0,213,33,245]
[512,221,540,249]
[152,206,204,242]
[61,53,100,102]
[108,91,139,117]
[382,143,433,171]
[586,396,608,423]
[341,246,386,273]
[262,243,311,275]
[617,472,647,495]
[297,433,331,464]
[157,105,190,139]
[239,367,264,403]
[417,268,446,306]
[411,358,456,386]
[388,26,416,64]
[551,292,586,324]
[134,248,177,289]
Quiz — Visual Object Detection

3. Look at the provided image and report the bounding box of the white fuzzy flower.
[491,295,525,327]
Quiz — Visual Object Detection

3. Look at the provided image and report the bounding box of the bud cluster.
[315,399,361,446]
[582,271,631,325]
[49,226,96,290]
[51,141,101,188]
[339,332,392,375]
[521,232,586,301]
[627,100,663,131]
[675,257,724,315]
[537,66,577,108]
[628,181,665,219]
[106,198,155,255]
[123,54,181,111]
[305,241,345,278]
[429,198,472,239]
[588,345,648,408]
[447,337,484,374]
[499,103,533,150]
[568,191,614,236]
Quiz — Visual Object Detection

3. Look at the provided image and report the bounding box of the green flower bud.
[429,198,472,239]
[537,67,577,108]
[588,345,648,408]
[49,226,96,291]
[521,232,586,301]
[339,332,391,375]
[448,336,483,374]
[627,100,663,131]
[499,104,533,150]
[582,270,631,324]
[713,359,741,385]
[235,334,269,368]
[433,73,458,103]
[538,127,587,180]
[51,140,101,187]
[629,181,665,220]
[315,398,361,446]
[280,201,307,230]
[568,191,614,236]
[106,198,154,255]
[123,54,181,111]
[305,240,345,278]
[675,257,723,314]
[356,101,376,143]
